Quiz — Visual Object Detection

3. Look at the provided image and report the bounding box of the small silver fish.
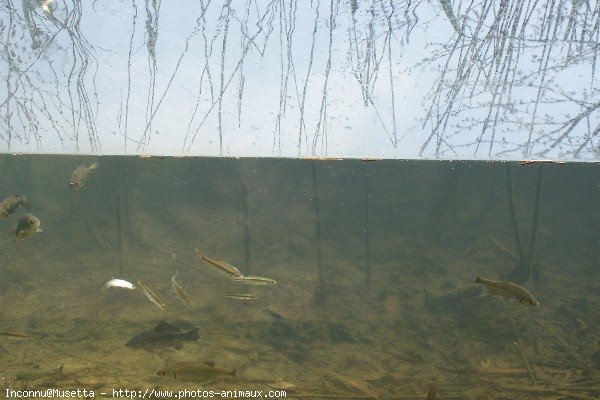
[138,280,167,311]
[475,276,539,306]
[10,214,42,243]
[225,294,256,300]
[234,276,277,286]
[0,194,31,219]
[102,278,136,294]
[70,163,98,189]
[171,272,193,308]
[195,249,244,278]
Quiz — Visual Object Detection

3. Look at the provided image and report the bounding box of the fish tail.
[9,230,20,244]
[89,163,98,176]
[21,196,31,210]
[186,326,201,341]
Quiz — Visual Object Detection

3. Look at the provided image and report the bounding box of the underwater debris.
[125,321,200,351]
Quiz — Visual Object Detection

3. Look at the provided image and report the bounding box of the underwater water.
[0,155,598,399]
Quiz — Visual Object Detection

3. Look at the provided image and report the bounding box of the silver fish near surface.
[69,163,98,189]
[475,276,539,306]
[102,278,136,294]
[125,321,200,351]
[138,280,168,311]
[10,214,42,243]
[0,194,31,219]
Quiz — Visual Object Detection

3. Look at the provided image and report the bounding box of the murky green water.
[0,155,598,399]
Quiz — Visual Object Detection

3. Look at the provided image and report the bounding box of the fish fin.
[143,343,155,352]
[474,276,482,283]
[21,196,31,210]
[11,232,21,244]
[175,342,183,350]
[203,361,215,367]
[186,326,201,341]
[89,163,98,176]
[37,228,43,233]
[54,365,65,377]
[154,321,181,332]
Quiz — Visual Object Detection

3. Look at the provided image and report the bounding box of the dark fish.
[125,321,200,351]
[10,214,42,243]
[156,361,235,382]
[0,194,31,219]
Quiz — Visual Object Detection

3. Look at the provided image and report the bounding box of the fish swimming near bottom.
[125,321,200,351]
[475,276,539,306]
[156,361,235,382]
[0,331,36,339]
[10,214,42,243]
[16,365,66,381]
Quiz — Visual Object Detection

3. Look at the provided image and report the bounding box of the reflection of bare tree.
[1,0,98,151]
[1,0,598,158]
[121,0,137,152]
[139,0,160,148]
[422,0,600,159]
